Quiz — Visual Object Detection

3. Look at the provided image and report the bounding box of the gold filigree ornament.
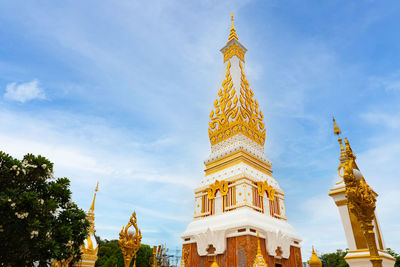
[118,211,142,267]
[207,180,229,199]
[222,42,246,63]
[209,61,266,146]
[256,181,275,201]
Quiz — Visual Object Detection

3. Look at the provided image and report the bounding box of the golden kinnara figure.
[118,211,142,267]
[334,118,382,267]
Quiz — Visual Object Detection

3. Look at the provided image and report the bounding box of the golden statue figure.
[118,211,142,267]
[334,118,382,267]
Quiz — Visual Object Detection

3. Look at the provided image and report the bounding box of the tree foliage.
[387,248,400,267]
[95,237,153,267]
[320,248,400,267]
[0,151,90,266]
[320,249,349,267]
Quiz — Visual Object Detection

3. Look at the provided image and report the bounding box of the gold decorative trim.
[344,254,395,261]
[207,180,229,199]
[205,150,272,176]
[222,42,245,62]
[328,187,346,197]
[208,61,266,146]
[257,181,275,201]
[335,199,348,206]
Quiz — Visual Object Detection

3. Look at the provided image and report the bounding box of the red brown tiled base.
[182,235,302,267]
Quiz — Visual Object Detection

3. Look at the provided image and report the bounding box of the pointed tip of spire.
[228,12,239,43]
[89,182,99,213]
[333,117,341,136]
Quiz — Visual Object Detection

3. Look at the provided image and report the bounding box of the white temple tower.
[181,14,302,267]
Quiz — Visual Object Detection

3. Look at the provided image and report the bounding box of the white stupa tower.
[181,14,302,267]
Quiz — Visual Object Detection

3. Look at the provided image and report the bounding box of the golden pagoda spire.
[228,13,239,43]
[333,117,346,163]
[253,233,267,267]
[71,182,99,267]
[89,181,99,214]
[308,246,322,267]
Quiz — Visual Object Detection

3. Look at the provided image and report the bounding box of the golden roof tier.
[208,13,266,147]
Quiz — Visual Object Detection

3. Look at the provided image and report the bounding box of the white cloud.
[3,79,45,103]
[361,112,400,129]
[368,70,400,92]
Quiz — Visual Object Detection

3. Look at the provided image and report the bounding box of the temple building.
[181,14,302,267]
[329,120,395,267]
[73,183,99,267]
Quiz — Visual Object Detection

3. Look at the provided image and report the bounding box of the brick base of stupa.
[182,235,302,267]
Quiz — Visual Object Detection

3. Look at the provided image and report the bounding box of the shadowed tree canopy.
[95,237,153,267]
[0,151,90,266]
[319,249,349,267]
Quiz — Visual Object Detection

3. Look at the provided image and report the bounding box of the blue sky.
[1,0,400,261]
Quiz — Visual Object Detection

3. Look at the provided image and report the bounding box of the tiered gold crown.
[208,17,266,146]
[253,233,267,267]
[308,247,322,267]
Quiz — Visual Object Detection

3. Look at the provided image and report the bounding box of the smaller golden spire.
[253,233,267,267]
[89,181,99,213]
[333,117,346,163]
[211,260,219,267]
[228,12,239,43]
[308,246,322,267]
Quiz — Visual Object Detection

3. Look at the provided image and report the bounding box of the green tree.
[387,248,400,267]
[0,152,90,266]
[95,238,153,267]
[320,249,349,267]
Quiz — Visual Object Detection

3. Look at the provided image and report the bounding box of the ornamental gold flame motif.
[334,119,382,267]
[207,180,229,199]
[223,42,245,63]
[209,61,266,146]
[118,211,142,267]
[257,181,276,201]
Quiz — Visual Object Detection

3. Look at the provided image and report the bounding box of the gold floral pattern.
[207,180,229,200]
[222,42,246,62]
[257,181,275,201]
[208,61,266,146]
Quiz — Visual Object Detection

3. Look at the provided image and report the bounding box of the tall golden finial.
[228,12,239,43]
[333,117,346,162]
[89,181,99,213]
[118,211,142,267]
